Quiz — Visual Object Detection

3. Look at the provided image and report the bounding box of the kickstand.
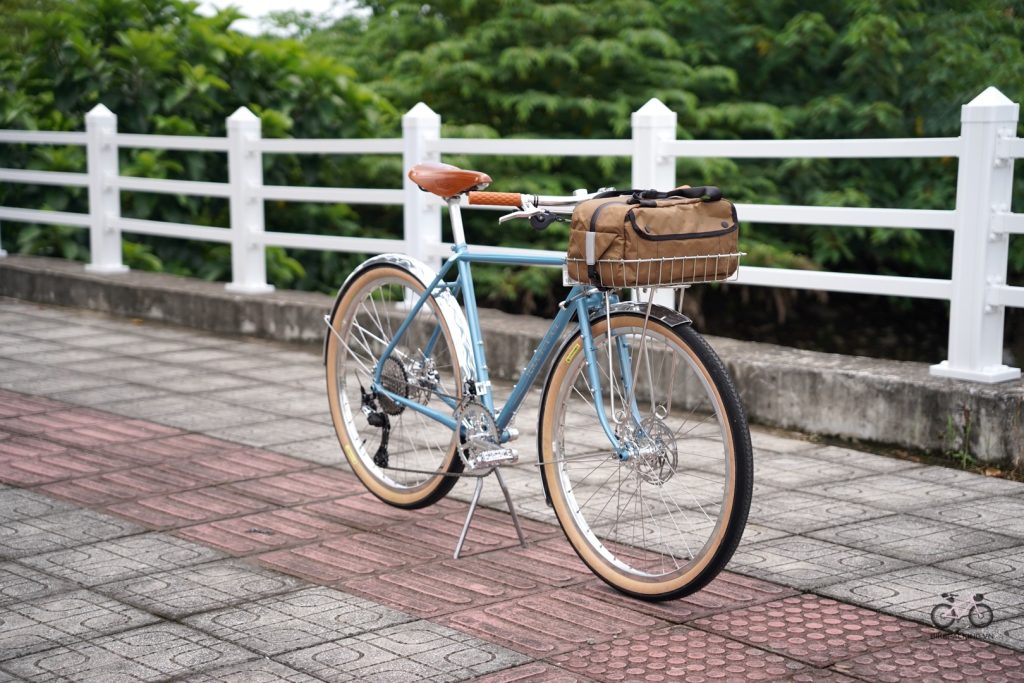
[452,468,528,559]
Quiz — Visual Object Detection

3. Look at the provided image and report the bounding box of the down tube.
[494,295,581,433]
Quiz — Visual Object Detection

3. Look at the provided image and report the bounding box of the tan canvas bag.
[566,187,739,287]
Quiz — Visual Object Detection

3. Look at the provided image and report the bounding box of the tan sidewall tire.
[325,265,460,508]
[540,316,737,598]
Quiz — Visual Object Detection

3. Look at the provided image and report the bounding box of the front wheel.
[539,314,753,600]
[969,603,994,628]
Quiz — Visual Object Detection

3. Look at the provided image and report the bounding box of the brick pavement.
[1,298,1023,681]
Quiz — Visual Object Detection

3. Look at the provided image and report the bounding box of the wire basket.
[563,252,744,289]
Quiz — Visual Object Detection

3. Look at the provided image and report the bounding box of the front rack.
[564,252,745,289]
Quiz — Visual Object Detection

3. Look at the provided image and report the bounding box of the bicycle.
[930,592,994,630]
[323,162,753,600]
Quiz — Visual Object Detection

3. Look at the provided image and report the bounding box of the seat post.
[448,198,467,247]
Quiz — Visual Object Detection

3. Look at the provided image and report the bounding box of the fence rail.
[0,89,1021,383]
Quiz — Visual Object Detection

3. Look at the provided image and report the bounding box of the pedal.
[468,447,518,470]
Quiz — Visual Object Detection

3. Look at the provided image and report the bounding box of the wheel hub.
[622,416,678,485]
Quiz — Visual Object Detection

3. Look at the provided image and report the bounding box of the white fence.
[1,88,1022,384]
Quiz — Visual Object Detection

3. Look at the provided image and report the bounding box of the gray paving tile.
[738,490,889,534]
[184,586,413,655]
[231,364,325,385]
[0,490,76,523]
[729,535,911,590]
[151,406,281,432]
[101,363,197,387]
[971,614,1024,652]
[4,342,66,358]
[95,559,305,619]
[267,437,347,466]
[818,565,1024,625]
[937,546,1024,591]
[912,496,1024,538]
[20,533,225,587]
[0,589,159,661]
[152,349,240,365]
[897,466,1024,495]
[747,430,816,454]
[0,510,145,560]
[63,333,154,349]
[1,623,255,682]
[151,373,259,395]
[806,472,987,512]
[178,659,322,682]
[98,395,228,420]
[277,620,530,682]
[47,384,165,408]
[807,513,1021,564]
[200,355,288,373]
[205,418,336,448]
[0,563,74,607]
[112,340,197,356]
[5,373,121,397]
[805,445,922,473]
[205,386,328,419]
[74,357,164,376]
[30,349,113,366]
[752,452,876,489]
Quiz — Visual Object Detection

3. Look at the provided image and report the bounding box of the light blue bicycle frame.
[366,202,631,459]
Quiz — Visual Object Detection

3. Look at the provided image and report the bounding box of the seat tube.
[448,201,494,412]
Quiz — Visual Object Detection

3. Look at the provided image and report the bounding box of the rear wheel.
[325,264,463,509]
[539,314,752,600]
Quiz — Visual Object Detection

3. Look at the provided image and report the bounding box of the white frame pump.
[1,88,1023,382]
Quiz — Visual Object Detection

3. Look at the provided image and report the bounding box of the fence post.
[84,104,127,273]
[930,87,1020,383]
[403,102,442,265]
[631,98,677,306]
[225,107,273,293]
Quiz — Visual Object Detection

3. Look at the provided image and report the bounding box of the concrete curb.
[1,255,1020,465]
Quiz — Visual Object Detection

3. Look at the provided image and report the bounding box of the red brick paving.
[224,467,364,505]
[106,487,276,529]
[3,387,1024,681]
[439,589,667,658]
[256,530,441,582]
[100,433,245,461]
[550,626,809,681]
[0,448,137,486]
[831,636,1024,682]
[0,435,67,459]
[472,663,590,682]
[343,554,554,619]
[38,463,215,505]
[298,492,457,531]
[174,508,352,555]
[693,594,940,667]
[580,570,798,624]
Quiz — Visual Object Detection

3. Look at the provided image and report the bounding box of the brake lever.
[497,208,544,224]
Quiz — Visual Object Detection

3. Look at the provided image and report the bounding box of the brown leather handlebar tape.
[467,191,522,207]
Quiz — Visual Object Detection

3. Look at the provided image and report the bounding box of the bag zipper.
[627,210,738,242]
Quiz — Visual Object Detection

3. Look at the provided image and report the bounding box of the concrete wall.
[1,255,1020,466]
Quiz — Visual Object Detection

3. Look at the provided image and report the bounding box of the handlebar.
[467,191,523,207]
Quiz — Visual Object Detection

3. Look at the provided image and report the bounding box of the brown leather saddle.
[408,162,491,198]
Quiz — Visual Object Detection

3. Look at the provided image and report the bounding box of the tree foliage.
[2,0,1023,359]
[0,0,396,290]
